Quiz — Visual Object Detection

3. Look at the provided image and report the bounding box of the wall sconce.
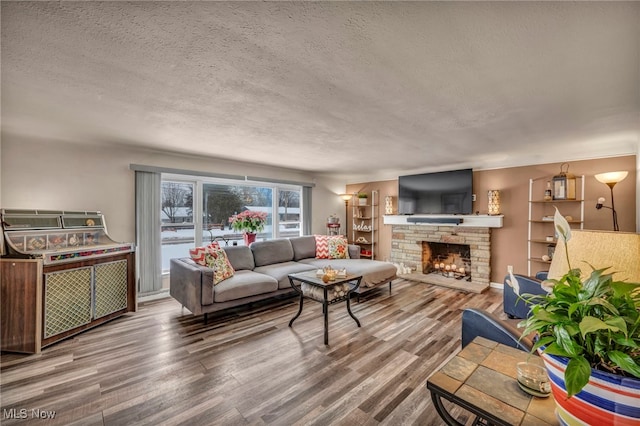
[595,171,628,231]
[487,190,500,215]
[552,163,576,200]
[384,196,394,215]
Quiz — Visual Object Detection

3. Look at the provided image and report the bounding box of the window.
[160,176,303,273]
[202,183,273,245]
[277,188,301,238]
[160,181,195,273]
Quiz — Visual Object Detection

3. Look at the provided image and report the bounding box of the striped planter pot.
[539,350,640,425]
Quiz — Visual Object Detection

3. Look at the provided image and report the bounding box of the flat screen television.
[398,169,473,215]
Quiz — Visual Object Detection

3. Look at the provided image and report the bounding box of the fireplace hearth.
[390,224,492,293]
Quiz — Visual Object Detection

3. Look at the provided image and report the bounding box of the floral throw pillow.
[189,242,221,266]
[328,236,350,259]
[204,246,234,285]
[314,235,349,259]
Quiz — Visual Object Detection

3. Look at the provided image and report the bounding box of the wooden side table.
[426,337,557,426]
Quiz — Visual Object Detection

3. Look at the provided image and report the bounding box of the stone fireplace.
[390,224,492,293]
[422,241,472,280]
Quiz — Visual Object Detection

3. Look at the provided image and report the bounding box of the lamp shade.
[594,171,628,185]
[339,193,353,202]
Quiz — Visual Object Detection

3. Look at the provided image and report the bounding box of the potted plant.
[228,210,268,245]
[358,192,368,206]
[518,208,640,424]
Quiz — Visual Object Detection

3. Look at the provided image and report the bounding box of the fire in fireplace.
[422,241,471,281]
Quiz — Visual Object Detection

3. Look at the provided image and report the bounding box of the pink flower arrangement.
[228,210,268,233]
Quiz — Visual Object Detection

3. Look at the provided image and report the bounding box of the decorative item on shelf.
[517,208,640,425]
[544,181,552,201]
[353,221,372,232]
[358,192,368,206]
[552,162,576,200]
[546,244,554,259]
[384,196,393,215]
[355,236,369,244]
[228,210,267,246]
[595,170,628,232]
[487,190,500,215]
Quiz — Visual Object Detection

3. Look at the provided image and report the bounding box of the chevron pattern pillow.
[314,235,349,259]
[189,242,220,266]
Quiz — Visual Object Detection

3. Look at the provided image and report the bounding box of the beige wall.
[0,135,340,245]
[1,135,635,285]
[349,156,637,283]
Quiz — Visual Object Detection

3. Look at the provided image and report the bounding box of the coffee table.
[426,336,557,425]
[288,271,362,345]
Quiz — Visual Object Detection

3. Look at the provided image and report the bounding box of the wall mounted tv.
[398,168,473,215]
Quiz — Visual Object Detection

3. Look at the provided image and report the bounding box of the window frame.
[160,174,303,273]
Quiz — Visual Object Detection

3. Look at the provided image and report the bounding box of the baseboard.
[138,289,171,302]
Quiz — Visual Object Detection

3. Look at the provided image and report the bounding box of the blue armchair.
[502,272,548,319]
[461,308,533,351]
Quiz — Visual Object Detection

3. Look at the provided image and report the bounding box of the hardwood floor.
[1,280,506,425]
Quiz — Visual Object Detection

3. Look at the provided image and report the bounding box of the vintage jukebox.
[1,209,136,353]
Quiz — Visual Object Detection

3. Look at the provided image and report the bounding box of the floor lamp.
[595,171,628,231]
[339,194,353,235]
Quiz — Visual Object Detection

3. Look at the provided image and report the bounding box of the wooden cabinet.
[351,190,378,259]
[1,259,43,353]
[1,253,135,353]
[1,209,136,353]
[528,176,584,276]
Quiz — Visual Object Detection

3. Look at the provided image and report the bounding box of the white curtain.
[135,171,162,295]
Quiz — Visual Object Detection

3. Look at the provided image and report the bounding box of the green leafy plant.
[358,193,368,198]
[518,208,640,397]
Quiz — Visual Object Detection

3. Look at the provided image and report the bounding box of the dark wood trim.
[0,259,43,353]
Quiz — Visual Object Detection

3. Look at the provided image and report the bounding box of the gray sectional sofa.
[170,235,397,319]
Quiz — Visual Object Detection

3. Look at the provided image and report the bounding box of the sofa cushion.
[214,270,278,302]
[205,247,235,284]
[290,236,317,261]
[251,239,294,267]
[223,245,255,271]
[299,258,396,289]
[254,261,316,289]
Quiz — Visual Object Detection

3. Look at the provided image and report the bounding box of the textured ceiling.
[1,2,639,181]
